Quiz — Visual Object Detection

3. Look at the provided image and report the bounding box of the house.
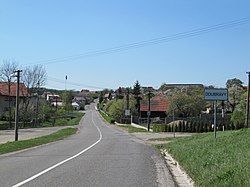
[140,93,170,118]
[72,101,81,110]
[104,93,111,101]
[46,94,63,107]
[0,82,28,113]
[72,92,90,110]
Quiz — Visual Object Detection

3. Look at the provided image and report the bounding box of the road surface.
[0,103,175,187]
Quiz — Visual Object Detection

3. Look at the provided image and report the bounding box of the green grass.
[0,112,84,129]
[148,137,174,141]
[42,113,84,127]
[99,110,115,124]
[118,125,148,133]
[0,128,77,155]
[161,129,250,187]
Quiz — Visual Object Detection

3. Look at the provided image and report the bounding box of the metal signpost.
[205,89,228,139]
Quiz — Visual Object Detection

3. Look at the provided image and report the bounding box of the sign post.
[214,101,217,139]
[205,89,228,139]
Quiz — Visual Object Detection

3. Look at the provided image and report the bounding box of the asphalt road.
[0,103,175,187]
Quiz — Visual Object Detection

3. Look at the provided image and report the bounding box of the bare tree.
[20,64,46,126]
[22,64,46,94]
[0,59,19,128]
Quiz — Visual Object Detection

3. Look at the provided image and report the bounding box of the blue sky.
[1,0,250,90]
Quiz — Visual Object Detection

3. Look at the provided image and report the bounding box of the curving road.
[0,103,175,187]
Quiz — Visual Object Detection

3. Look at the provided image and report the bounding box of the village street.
[0,103,175,187]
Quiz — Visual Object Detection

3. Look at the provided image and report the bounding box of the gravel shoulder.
[125,130,195,187]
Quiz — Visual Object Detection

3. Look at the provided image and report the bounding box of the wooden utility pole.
[246,72,250,128]
[126,88,129,111]
[14,70,22,141]
[147,90,151,131]
[8,81,12,129]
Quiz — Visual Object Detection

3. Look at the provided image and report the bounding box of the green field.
[159,129,250,187]
[0,128,77,155]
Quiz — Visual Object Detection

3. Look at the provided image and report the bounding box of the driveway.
[0,126,75,144]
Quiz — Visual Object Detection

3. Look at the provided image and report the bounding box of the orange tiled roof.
[0,82,28,97]
[140,94,170,112]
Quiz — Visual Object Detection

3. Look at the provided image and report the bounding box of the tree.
[226,78,244,112]
[133,80,141,115]
[22,64,46,94]
[61,90,73,112]
[116,87,124,99]
[0,60,19,128]
[105,97,137,123]
[226,78,243,89]
[167,88,205,117]
[99,91,104,104]
[231,101,245,126]
[20,65,46,124]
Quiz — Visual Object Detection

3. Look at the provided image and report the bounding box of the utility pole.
[8,81,12,129]
[147,90,151,131]
[124,88,130,124]
[65,75,68,113]
[126,88,130,111]
[14,70,22,141]
[246,72,250,128]
[173,106,175,138]
[35,82,40,127]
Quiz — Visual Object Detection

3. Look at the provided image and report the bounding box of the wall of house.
[0,96,12,113]
[140,111,167,118]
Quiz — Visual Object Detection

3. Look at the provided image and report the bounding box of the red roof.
[242,86,248,91]
[140,94,170,112]
[80,89,90,94]
[0,82,28,97]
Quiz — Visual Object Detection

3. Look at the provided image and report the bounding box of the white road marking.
[12,111,102,187]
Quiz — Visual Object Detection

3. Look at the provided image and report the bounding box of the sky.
[1,0,250,91]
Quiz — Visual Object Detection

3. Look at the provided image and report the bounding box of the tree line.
[99,78,247,131]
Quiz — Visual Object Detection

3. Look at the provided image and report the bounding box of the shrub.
[153,124,167,132]
[167,124,172,132]
[55,118,68,126]
[177,121,181,132]
[0,123,9,130]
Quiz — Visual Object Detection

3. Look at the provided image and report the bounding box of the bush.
[177,121,181,132]
[153,124,167,132]
[167,124,172,132]
[55,118,68,126]
[0,123,9,130]
[67,115,83,126]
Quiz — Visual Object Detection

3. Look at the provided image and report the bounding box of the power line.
[47,76,107,90]
[23,16,250,66]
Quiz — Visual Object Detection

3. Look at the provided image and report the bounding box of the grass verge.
[160,128,250,187]
[0,128,77,155]
[98,110,115,124]
[148,137,174,142]
[42,113,85,127]
[0,112,84,129]
[118,125,148,133]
